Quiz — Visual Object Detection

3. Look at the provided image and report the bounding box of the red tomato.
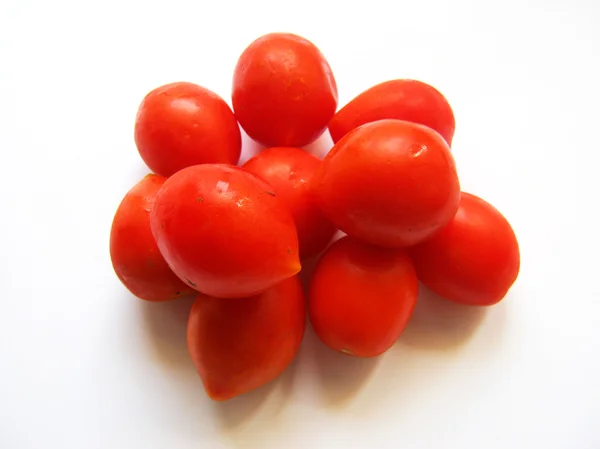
[134,82,241,177]
[314,119,460,248]
[150,164,301,298]
[308,236,418,357]
[243,147,336,258]
[329,79,455,146]
[232,33,338,147]
[409,192,520,306]
[109,174,193,301]
[187,276,305,401]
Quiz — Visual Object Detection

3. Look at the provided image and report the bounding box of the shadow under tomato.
[212,344,299,430]
[138,294,196,368]
[212,382,272,430]
[302,131,334,160]
[400,283,487,351]
[306,324,379,407]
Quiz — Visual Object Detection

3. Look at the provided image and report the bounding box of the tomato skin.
[150,164,301,299]
[409,192,520,306]
[134,82,241,177]
[187,276,305,401]
[232,33,338,147]
[242,147,337,258]
[109,174,193,301]
[329,79,455,146]
[308,236,418,357]
[314,119,460,248]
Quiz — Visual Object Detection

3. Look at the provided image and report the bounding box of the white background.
[1,0,599,448]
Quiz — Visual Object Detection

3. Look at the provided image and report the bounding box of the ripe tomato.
[232,33,338,147]
[109,174,193,301]
[134,82,241,177]
[409,192,520,306]
[329,79,455,146]
[187,276,305,401]
[314,119,460,248]
[243,147,336,258]
[150,164,301,298]
[308,236,418,357]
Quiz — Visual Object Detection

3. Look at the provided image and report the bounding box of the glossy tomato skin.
[309,236,418,357]
[187,276,306,401]
[150,164,301,299]
[314,119,460,248]
[409,192,520,306]
[243,147,336,258]
[329,79,455,146]
[232,33,338,147]
[134,82,241,177]
[109,174,193,301]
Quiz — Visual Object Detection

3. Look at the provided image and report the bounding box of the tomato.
[134,82,241,177]
[314,119,460,248]
[308,236,418,357]
[243,147,337,258]
[109,174,193,301]
[232,33,338,147]
[150,164,301,298]
[329,79,455,146]
[187,276,305,401]
[409,192,520,306]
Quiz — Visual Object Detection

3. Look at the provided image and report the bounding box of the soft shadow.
[276,349,299,405]
[307,325,379,407]
[238,129,266,165]
[212,382,273,430]
[139,294,196,368]
[401,283,487,350]
[302,132,334,159]
[213,351,299,430]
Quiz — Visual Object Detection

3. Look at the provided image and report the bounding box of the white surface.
[1,0,599,448]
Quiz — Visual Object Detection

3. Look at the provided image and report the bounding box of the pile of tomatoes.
[110,32,520,401]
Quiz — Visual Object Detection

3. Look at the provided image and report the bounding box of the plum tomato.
[308,236,418,357]
[243,147,336,258]
[134,82,241,177]
[232,33,338,147]
[109,174,193,301]
[150,164,301,298]
[409,192,520,306]
[187,276,306,401]
[329,79,455,146]
[314,119,460,248]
